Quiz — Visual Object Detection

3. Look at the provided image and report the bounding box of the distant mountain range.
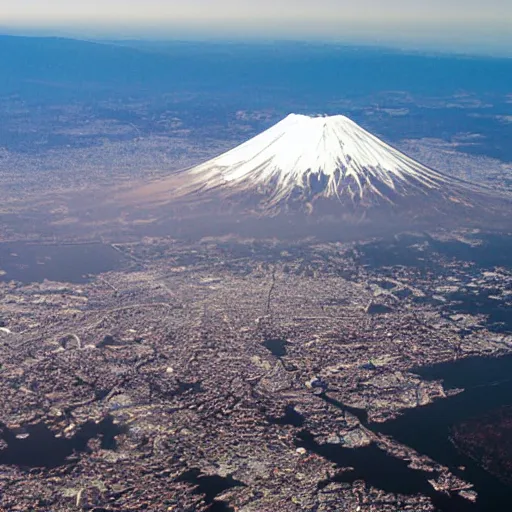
[2,34,512,101]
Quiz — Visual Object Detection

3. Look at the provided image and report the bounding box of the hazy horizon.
[2,0,512,56]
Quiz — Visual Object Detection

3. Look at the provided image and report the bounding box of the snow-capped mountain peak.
[124,113,510,238]
[182,113,449,206]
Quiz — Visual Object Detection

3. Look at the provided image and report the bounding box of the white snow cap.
[185,113,448,204]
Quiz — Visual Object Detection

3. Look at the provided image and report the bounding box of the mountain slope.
[124,114,509,239]
[178,114,457,208]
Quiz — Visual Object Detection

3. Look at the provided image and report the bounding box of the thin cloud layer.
[2,0,511,54]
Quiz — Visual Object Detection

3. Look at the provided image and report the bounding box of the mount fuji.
[126,114,509,239]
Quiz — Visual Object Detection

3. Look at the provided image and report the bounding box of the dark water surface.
[326,233,512,510]
[176,469,244,512]
[263,338,289,357]
[375,355,512,511]
[359,232,512,273]
[0,416,123,468]
[267,404,305,427]
[308,355,512,511]
[297,431,474,512]
[0,242,124,283]
[444,288,512,333]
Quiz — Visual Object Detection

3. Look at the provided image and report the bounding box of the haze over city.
[2,0,512,54]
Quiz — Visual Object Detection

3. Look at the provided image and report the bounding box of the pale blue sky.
[2,0,511,54]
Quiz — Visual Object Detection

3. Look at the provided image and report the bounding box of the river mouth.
[298,355,512,511]
[296,430,475,512]
[0,242,125,284]
[370,355,512,511]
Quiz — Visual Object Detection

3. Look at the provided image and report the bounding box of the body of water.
[310,355,512,511]
[375,355,512,510]
[0,416,123,468]
[263,338,289,358]
[0,242,124,284]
